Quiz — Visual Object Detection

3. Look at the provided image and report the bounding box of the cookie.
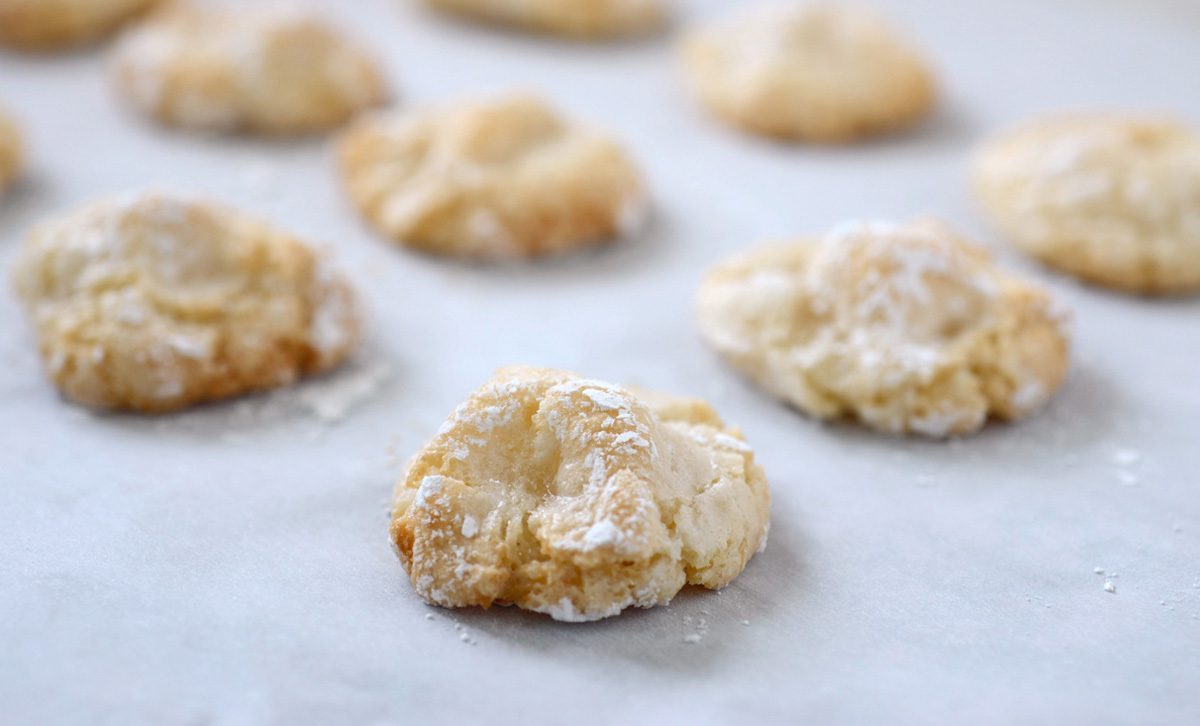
[109,3,387,136]
[390,366,770,621]
[0,0,157,51]
[423,0,666,39]
[11,191,363,413]
[972,113,1200,295]
[696,219,1071,437]
[0,108,20,192]
[678,2,936,142]
[337,93,648,259]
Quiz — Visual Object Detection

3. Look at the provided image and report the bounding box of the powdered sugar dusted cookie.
[0,108,20,192]
[972,114,1200,295]
[0,0,157,51]
[338,93,649,259]
[109,3,387,135]
[424,0,666,39]
[679,2,936,142]
[11,191,363,413]
[696,219,1071,437]
[391,366,770,621]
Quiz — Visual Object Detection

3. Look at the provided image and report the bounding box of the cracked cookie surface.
[679,2,936,142]
[390,366,770,621]
[12,191,363,413]
[109,3,387,135]
[972,113,1200,295]
[696,219,1072,437]
[338,93,648,259]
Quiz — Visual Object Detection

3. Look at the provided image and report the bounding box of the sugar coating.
[696,218,1072,437]
[108,3,387,136]
[423,0,665,39]
[11,190,364,413]
[972,113,1200,295]
[0,108,20,192]
[338,93,649,259]
[0,0,157,50]
[679,2,936,142]
[390,366,771,622]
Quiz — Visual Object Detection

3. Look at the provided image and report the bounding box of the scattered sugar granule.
[1112,448,1142,467]
[1094,567,1105,575]
[1116,470,1140,486]
[425,613,435,620]
[294,358,391,424]
[683,634,703,644]
[742,620,751,626]
[1104,581,1116,593]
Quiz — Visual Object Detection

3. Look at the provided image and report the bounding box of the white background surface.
[2,0,1199,723]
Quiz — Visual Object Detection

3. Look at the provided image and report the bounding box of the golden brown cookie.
[108,3,387,135]
[0,0,158,51]
[423,0,666,39]
[696,219,1072,437]
[390,366,771,621]
[337,93,649,259]
[0,107,20,192]
[972,113,1200,295]
[678,2,936,142]
[11,191,364,413]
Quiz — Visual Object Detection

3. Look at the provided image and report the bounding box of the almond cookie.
[0,108,20,192]
[696,219,1071,437]
[423,0,666,39]
[0,0,157,51]
[390,366,770,621]
[972,114,1200,295]
[11,191,363,413]
[678,2,936,142]
[338,93,649,259]
[108,3,387,136]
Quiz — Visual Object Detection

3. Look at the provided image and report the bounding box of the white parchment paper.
[1,0,1198,723]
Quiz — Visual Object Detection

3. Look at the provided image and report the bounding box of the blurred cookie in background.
[423,0,667,40]
[679,2,937,142]
[108,3,388,136]
[0,0,158,51]
[0,106,20,192]
[337,92,649,259]
[972,113,1200,295]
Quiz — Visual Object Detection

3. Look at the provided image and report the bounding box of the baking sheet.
[2,0,1199,723]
